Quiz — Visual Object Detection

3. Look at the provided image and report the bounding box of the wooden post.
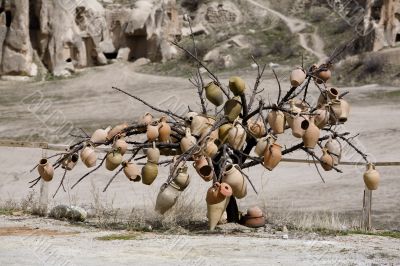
[361,188,372,231]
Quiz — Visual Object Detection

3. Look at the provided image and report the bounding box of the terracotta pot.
[316,69,331,84]
[205,82,224,106]
[90,126,111,144]
[255,135,275,157]
[325,137,341,166]
[222,164,247,199]
[190,115,208,137]
[203,137,218,158]
[155,182,180,214]
[141,162,158,185]
[224,96,242,122]
[248,117,266,138]
[106,151,123,171]
[158,116,171,142]
[363,163,380,190]
[146,124,159,142]
[320,148,334,171]
[173,166,191,191]
[314,107,330,129]
[329,99,342,124]
[180,128,197,153]
[107,123,128,141]
[229,76,246,95]
[228,123,247,150]
[263,143,282,171]
[206,182,233,205]
[199,117,218,140]
[339,99,350,123]
[302,117,320,149]
[247,206,263,217]
[288,115,309,138]
[62,153,79,171]
[122,161,141,182]
[140,112,153,125]
[193,155,213,182]
[290,68,306,87]
[267,109,285,134]
[218,123,233,144]
[242,215,266,228]
[318,88,339,107]
[207,196,230,230]
[147,143,160,164]
[184,112,198,123]
[113,137,128,155]
[38,158,54,182]
[80,143,97,168]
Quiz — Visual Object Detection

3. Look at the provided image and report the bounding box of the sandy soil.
[0,62,399,264]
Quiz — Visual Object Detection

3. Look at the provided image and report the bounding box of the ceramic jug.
[222,164,247,199]
[38,158,54,182]
[205,82,224,106]
[290,68,306,87]
[363,163,380,190]
[263,142,282,171]
[122,161,141,182]
[229,76,246,95]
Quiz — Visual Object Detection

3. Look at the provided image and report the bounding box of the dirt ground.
[0,62,400,264]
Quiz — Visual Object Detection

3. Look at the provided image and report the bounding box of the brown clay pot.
[205,82,224,106]
[329,99,342,124]
[290,68,306,87]
[90,126,111,144]
[207,195,230,230]
[263,142,282,171]
[80,143,97,168]
[316,68,331,84]
[248,117,266,138]
[206,182,233,205]
[193,155,213,182]
[325,137,341,166]
[229,76,246,95]
[267,109,285,134]
[146,123,159,142]
[38,158,54,182]
[288,115,309,138]
[141,162,158,185]
[218,123,233,144]
[180,128,197,153]
[222,164,247,199]
[318,88,339,107]
[173,166,191,191]
[113,137,128,155]
[158,116,171,142]
[363,163,380,190]
[314,107,330,129]
[242,215,266,228]
[107,123,128,141]
[247,206,263,217]
[339,99,350,123]
[140,112,153,125]
[302,117,320,149]
[255,135,275,157]
[147,143,160,164]
[203,137,219,158]
[105,151,123,171]
[224,96,242,122]
[320,148,334,171]
[190,115,208,137]
[62,153,79,171]
[122,161,141,182]
[155,182,180,214]
[228,123,247,150]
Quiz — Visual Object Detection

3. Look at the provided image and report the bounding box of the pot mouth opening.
[199,166,212,176]
[339,118,347,123]
[71,154,79,162]
[301,120,310,130]
[225,164,234,171]
[39,158,48,165]
[330,88,339,96]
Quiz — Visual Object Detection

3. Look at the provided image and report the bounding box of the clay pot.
[329,99,342,124]
[122,161,141,182]
[248,118,266,138]
[113,137,128,155]
[363,163,380,190]
[147,143,160,164]
[38,158,54,182]
[180,128,197,153]
[320,148,334,171]
[158,116,171,142]
[105,151,123,171]
[218,123,233,144]
[184,112,198,123]
[90,126,111,144]
[155,182,180,214]
[173,166,191,191]
[200,117,218,140]
[229,76,246,95]
[222,164,247,199]
[290,68,306,87]
[255,135,275,157]
[205,82,224,106]
[318,88,339,107]
[207,195,230,230]
[268,109,285,134]
[316,68,331,84]
[80,143,97,168]
[228,123,247,150]
[203,137,219,158]
[314,107,330,129]
[288,115,309,138]
[140,112,153,125]
[325,137,341,166]
[107,123,128,141]
[146,123,159,142]
[193,155,213,182]
[206,182,233,205]
[302,117,320,149]
[190,115,209,137]
[224,96,242,122]
[247,206,263,217]
[263,143,282,171]
[141,162,158,185]
[339,99,350,123]
[242,215,266,228]
[62,153,79,171]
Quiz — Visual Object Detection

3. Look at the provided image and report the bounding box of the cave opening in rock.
[5,10,11,27]
[396,34,400,43]
[103,52,118,59]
